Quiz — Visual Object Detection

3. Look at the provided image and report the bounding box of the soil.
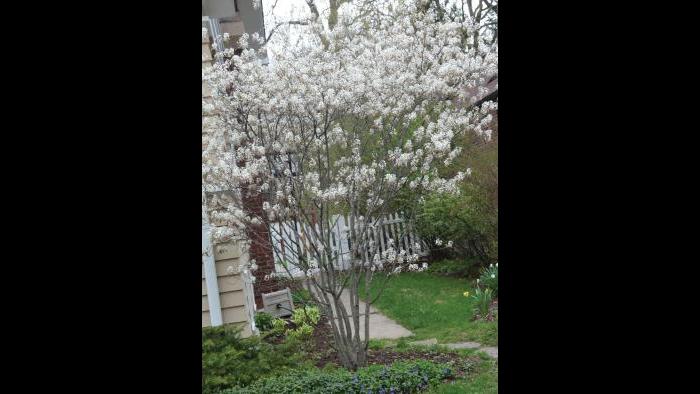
[262,314,482,377]
[309,316,479,377]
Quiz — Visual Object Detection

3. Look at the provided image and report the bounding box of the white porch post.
[240,263,259,335]
[202,202,223,326]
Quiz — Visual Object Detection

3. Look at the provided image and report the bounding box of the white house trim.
[202,203,223,326]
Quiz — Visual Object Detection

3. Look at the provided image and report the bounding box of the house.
[202,0,268,60]
[202,0,280,336]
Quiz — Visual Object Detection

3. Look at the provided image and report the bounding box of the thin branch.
[265,20,311,43]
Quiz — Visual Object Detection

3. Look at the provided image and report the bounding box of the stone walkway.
[410,338,498,359]
[330,289,414,340]
[306,281,413,340]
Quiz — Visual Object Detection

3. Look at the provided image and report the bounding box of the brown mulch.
[367,349,479,378]
[310,316,339,367]
[261,313,482,377]
[308,316,479,377]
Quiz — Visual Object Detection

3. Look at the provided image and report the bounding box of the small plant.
[267,306,322,340]
[470,286,494,321]
[287,323,314,341]
[292,305,321,326]
[479,263,498,297]
[254,312,274,332]
[287,306,321,340]
[271,317,287,334]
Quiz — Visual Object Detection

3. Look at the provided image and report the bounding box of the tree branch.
[265,20,311,43]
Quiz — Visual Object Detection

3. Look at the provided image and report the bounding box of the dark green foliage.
[416,190,496,265]
[222,360,453,394]
[202,325,309,394]
[415,113,498,268]
[254,312,275,332]
[426,259,480,277]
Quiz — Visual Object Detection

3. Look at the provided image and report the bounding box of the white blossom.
[201,2,497,360]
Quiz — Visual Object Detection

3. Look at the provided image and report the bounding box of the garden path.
[309,285,414,340]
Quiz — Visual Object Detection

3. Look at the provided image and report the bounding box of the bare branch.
[265,20,311,44]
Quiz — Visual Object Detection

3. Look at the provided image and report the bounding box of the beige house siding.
[201,240,252,337]
[202,31,255,337]
[202,262,211,326]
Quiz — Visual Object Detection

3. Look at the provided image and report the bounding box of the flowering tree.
[202,1,497,369]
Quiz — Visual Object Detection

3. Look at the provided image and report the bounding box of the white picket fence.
[270,213,429,277]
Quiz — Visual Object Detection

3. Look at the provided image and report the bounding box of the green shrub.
[202,325,308,394]
[255,312,275,332]
[415,190,497,264]
[223,360,454,394]
[478,263,498,297]
[426,259,479,277]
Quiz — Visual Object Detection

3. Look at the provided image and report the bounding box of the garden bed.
[305,316,478,379]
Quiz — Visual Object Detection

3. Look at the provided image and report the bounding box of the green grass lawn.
[360,272,498,346]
